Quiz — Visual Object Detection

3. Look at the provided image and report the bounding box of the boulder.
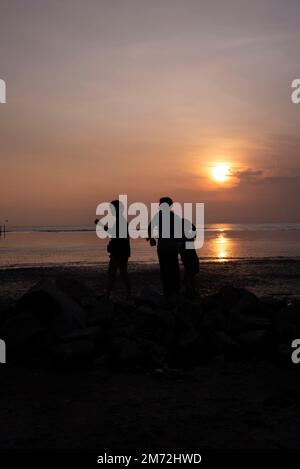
[178,327,199,350]
[215,286,261,317]
[54,277,95,306]
[51,339,95,366]
[112,337,166,369]
[276,344,294,367]
[113,324,137,339]
[212,331,239,355]
[136,338,166,368]
[86,297,114,326]
[224,312,272,336]
[275,321,299,345]
[237,329,272,352]
[16,279,85,336]
[59,326,100,344]
[1,311,50,355]
[175,298,203,330]
[113,338,141,363]
[139,288,165,309]
[201,309,226,334]
[281,301,300,325]
[259,297,285,319]
[134,305,175,344]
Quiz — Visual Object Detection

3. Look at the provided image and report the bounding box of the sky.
[0,0,300,226]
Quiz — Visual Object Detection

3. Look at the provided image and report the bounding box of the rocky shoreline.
[1,276,299,370]
[1,263,300,449]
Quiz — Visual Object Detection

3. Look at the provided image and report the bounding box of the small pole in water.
[3,220,8,238]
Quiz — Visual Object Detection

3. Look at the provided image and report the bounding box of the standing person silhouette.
[95,200,131,299]
[179,219,199,298]
[148,197,181,299]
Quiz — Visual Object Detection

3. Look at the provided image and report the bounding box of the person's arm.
[95,218,108,231]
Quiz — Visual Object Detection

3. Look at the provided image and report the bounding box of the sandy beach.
[1,258,300,306]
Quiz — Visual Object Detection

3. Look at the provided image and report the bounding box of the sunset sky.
[1,0,300,226]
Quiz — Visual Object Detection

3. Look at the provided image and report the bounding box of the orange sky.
[0,0,300,226]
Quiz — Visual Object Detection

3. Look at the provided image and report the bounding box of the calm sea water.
[0,223,300,268]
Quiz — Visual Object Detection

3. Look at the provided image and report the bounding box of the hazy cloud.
[231,168,264,184]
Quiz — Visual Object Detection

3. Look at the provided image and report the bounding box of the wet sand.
[1,258,300,306]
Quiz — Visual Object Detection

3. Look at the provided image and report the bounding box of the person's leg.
[158,252,170,296]
[106,256,117,298]
[119,259,132,299]
[169,252,180,294]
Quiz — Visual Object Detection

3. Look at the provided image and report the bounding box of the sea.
[0,223,300,269]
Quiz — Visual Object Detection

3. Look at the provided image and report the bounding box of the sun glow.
[212,164,230,183]
[215,232,230,261]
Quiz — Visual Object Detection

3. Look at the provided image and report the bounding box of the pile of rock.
[0,278,299,369]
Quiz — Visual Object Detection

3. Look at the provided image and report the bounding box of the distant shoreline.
[3,222,300,234]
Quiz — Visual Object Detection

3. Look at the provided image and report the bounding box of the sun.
[212,164,230,183]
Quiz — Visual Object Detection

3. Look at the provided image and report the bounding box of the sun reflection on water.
[215,232,229,261]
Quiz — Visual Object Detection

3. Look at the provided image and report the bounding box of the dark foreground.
[1,360,300,449]
[0,260,300,449]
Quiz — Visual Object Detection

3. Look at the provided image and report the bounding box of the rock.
[112,337,165,369]
[134,305,175,344]
[114,299,136,314]
[281,301,300,325]
[0,299,15,326]
[224,312,272,336]
[1,312,50,354]
[276,344,293,366]
[136,305,174,328]
[275,321,299,345]
[113,324,137,339]
[259,297,286,319]
[178,327,199,350]
[54,277,95,306]
[201,309,226,334]
[136,338,166,368]
[212,331,239,355]
[86,297,114,326]
[175,298,203,330]
[139,288,165,309]
[113,338,141,363]
[59,326,100,344]
[16,279,85,336]
[215,286,261,317]
[237,330,272,352]
[51,339,95,366]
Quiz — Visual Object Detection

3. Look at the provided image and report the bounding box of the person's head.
[159,196,173,208]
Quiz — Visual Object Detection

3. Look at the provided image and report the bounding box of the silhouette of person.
[148,197,181,298]
[179,219,199,298]
[95,200,131,299]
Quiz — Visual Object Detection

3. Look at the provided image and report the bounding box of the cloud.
[231,168,264,184]
[231,167,300,187]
